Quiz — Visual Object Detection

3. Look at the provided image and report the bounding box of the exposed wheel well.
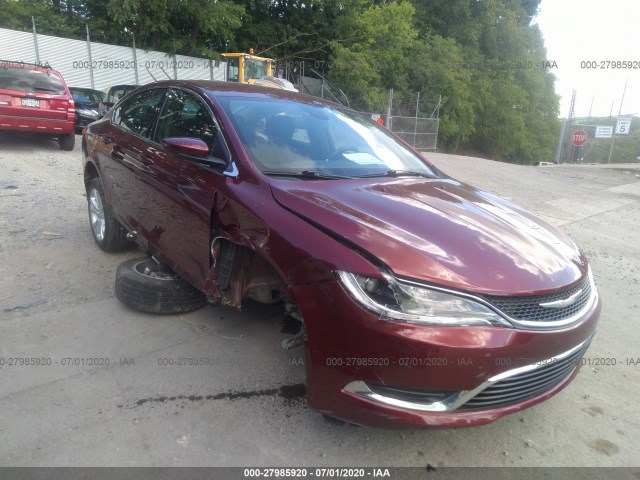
[84,162,99,191]
[209,235,288,307]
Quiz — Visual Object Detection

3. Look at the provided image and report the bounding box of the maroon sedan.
[82,81,600,428]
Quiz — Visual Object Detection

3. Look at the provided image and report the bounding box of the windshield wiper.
[262,170,350,180]
[353,169,433,179]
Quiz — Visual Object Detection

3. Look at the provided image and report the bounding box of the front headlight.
[76,108,100,119]
[337,271,512,327]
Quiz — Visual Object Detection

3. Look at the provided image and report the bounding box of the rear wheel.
[59,133,75,151]
[87,178,130,252]
[115,257,208,314]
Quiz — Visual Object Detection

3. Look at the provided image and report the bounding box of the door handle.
[102,134,115,145]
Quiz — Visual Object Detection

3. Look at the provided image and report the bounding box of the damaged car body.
[82,81,601,428]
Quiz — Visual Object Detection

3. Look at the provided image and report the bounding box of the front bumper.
[291,280,601,428]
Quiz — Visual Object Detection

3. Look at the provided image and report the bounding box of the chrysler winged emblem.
[539,289,583,309]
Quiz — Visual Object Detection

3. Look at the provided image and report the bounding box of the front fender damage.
[205,236,287,309]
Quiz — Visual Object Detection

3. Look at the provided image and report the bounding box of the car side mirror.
[162,137,210,158]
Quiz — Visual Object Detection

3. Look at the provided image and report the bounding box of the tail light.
[49,98,75,111]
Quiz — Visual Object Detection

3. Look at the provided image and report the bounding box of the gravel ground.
[0,133,639,468]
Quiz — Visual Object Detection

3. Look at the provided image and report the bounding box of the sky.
[535,0,640,118]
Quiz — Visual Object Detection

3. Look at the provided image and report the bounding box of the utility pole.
[568,90,577,163]
[607,79,628,164]
[132,33,139,85]
[555,89,576,164]
[413,92,420,147]
[86,25,94,89]
[554,119,568,164]
[31,16,40,63]
[386,88,393,129]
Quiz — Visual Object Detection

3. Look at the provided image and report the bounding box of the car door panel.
[100,88,167,237]
[131,88,231,290]
[134,152,224,289]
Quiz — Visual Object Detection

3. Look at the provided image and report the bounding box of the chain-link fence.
[386,89,440,150]
[289,67,351,106]
[389,116,440,150]
[290,70,441,151]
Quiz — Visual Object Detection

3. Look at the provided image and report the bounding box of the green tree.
[0,0,561,164]
[408,34,475,151]
[0,0,84,38]
[107,0,244,55]
[410,0,557,163]
[327,1,417,111]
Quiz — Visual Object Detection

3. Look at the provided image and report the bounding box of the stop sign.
[571,130,588,146]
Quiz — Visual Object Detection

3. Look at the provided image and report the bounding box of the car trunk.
[0,67,72,122]
[0,90,72,121]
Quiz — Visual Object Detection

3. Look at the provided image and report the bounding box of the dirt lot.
[1,132,639,467]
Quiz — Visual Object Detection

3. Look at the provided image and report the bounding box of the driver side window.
[112,88,166,138]
[153,89,227,160]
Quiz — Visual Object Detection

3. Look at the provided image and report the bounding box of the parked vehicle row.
[69,87,104,134]
[0,59,141,148]
[82,80,601,428]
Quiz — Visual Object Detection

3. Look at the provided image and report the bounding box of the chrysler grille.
[345,336,593,413]
[457,339,590,410]
[482,274,592,323]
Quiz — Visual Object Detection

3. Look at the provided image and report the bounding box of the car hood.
[269,177,587,295]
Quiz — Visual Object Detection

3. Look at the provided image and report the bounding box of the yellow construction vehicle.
[221,51,273,83]
[221,50,297,91]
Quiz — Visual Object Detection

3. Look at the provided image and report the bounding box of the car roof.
[134,80,345,109]
[69,87,103,93]
[103,84,139,95]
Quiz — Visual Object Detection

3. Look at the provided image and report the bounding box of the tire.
[87,178,131,252]
[59,133,75,151]
[115,257,208,314]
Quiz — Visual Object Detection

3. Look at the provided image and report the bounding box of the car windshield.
[218,97,437,179]
[70,88,104,103]
[0,68,66,95]
[244,59,268,81]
